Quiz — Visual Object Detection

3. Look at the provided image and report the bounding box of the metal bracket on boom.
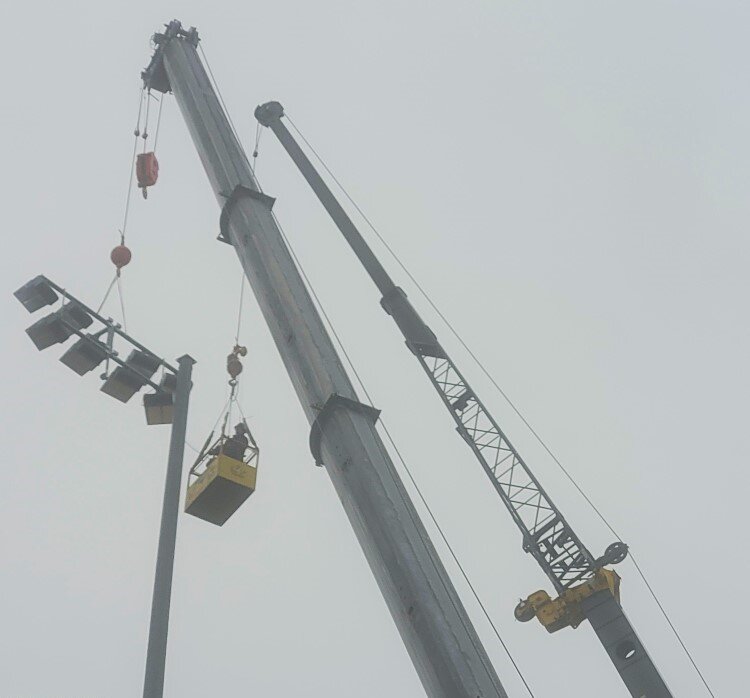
[380,286,446,359]
[309,394,381,467]
[218,185,276,245]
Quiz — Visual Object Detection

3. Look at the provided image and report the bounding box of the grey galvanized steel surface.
[156,28,509,698]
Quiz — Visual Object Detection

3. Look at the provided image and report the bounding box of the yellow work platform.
[185,453,257,526]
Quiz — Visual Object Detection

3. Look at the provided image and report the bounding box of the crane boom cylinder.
[143,21,509,698]
[256,101,673,698]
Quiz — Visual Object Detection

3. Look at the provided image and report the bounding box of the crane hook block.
[227,345,247,380]
[136,152,159,196]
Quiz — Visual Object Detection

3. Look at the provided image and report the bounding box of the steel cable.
[278,114,716,698]
[260,197,536,697]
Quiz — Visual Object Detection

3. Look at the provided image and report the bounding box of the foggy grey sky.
[1,1,747,696]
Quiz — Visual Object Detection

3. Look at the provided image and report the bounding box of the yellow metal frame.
[514,569,621,633]
[185,453,257,512]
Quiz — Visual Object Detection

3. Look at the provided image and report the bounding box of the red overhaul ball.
[111,245,132,269]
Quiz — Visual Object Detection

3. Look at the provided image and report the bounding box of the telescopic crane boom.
[142,21,508,698]
[255,100,673,698]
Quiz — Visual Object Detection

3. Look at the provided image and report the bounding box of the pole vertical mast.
[143,355,195,698]
[142,21,509,698]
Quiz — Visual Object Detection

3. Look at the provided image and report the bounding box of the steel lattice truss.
[417,352,598,592]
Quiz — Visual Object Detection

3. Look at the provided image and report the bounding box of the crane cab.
[185,426,259,526]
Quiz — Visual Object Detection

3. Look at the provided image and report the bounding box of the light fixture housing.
[59,335,110,376]
[14,276,58,313]
[144,373,177,425]
[25,303,93,351]
[101,349,161,403]
[144,391,174,425]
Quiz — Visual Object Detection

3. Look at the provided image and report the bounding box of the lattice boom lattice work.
[419,354,597,592]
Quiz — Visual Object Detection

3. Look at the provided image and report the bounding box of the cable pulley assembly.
[226,343,247,384]
[136,152,159,198]
[135,88,163,199]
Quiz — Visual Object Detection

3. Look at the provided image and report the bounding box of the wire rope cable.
[235,272,246,346]
[629,552,715,696]
[99,89,147,319]
[152,94,165,153]
[198,44,255,177]
[278,113,715,697]
[261,197,536,697]
[285,113,618,534]
[116,274,128,333]
[141,89,153,154]
[252,122,263,175]
[120,87,146,242]
[96,273,119,315]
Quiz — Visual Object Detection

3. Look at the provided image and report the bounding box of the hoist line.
[252,122,262,175]
[282,113,716,698]
[198,44,254,175]
[100,89,145,325]
[169,45,255,450]
[264,203,535,697]
[142,89,153,154]
[235,272,246,346]
[120,87,145,241]
[152,94,165,153]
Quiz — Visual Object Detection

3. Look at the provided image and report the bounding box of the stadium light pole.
[14,274,195,698]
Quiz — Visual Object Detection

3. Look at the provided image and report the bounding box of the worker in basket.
[211,423,250,462]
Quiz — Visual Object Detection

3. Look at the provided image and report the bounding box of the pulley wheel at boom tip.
[514,599,535,623]
[600,541,629,566]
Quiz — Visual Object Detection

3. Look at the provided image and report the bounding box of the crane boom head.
[142,19,199,94]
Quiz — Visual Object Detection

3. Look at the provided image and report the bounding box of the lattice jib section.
[421,355,596,589]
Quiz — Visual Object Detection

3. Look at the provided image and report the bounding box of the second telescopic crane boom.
[255,100,673,698]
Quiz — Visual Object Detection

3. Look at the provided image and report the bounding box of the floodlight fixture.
[101,349,161,403]
[25,303,93,351]
[144,392,174,425]
[59,334,110,376]
[144,373,178,425]
[14,275,58,313]
[15,272,195,698]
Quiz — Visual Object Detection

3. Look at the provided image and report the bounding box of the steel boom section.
[144,23,509,698]
[254,101,674,698]
[254,102,596,594]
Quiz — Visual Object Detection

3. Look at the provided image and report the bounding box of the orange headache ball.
[111,245,132,269]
